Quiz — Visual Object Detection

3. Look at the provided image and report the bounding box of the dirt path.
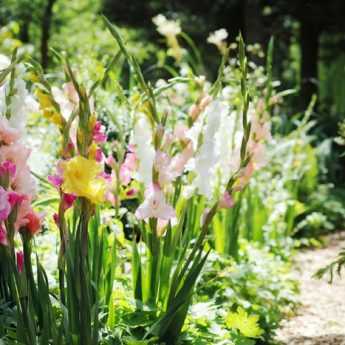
[275,232,345,345]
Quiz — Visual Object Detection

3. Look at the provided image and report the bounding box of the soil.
[275,232,345,345]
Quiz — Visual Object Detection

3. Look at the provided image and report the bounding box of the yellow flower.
[89,114,97,131]
[26,71,40,83]
[36,89,54,109]
[225,307,263,338]
[61,156,106,204]
[88,142,98,160]
[43,109,63,127]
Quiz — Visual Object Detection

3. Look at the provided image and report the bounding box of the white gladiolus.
[0,56,39,133]
[192,100,227,198]
[0,54,10,70]
[131,114,155,186]
[214,109,241,188]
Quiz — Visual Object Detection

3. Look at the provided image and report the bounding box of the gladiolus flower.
[174,123,188,141]
[95,147,104,162]
[251,115,271,143]
[169,143,194,178]
[13,169,37,198]
[219,191,235,209]
[0,225,8,246]
[48,174,63,188]
[24,211,41,236]
[16,251,24,273]
[8,191,26,207]
[135,183,175,221]
[132,116,155,185]
[62,193,77,210]
[0,187,10,221]
[61,156,106,204]
[0,117,20,144]
[93,121,107,143]
[120,150,137,185]
[0,160,16,178]
[0,142,30,172]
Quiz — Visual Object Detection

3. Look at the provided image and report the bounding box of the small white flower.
[207,28,228,47]
[152,14,181,37]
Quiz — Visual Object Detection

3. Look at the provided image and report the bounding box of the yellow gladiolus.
[43,109,64,127]
[61,156,106,204]
[36,89,54,109]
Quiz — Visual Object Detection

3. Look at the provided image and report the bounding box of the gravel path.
[275,232,345,345]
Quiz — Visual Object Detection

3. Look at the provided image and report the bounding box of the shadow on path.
[280,334,345,345]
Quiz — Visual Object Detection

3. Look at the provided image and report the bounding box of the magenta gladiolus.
[62,193,77,210]
[48,174,64,188]
[0,225,8,246]
[8,191,26,207]
[16,251,24,273]
[0,160,16,178]
[0,187,11,221]
[93,121,107,143]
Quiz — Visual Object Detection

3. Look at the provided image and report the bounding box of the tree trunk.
[19,19,30,43]
[41,0,56,70]
[300,18,320,108]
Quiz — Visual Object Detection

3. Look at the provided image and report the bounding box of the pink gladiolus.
[119,165,131,185]
[219,191,235,209]
[251,114,271,142]
[0,118,20,145]
[106,155,116,169]
[154,144,193,187]
[169,143,194,178]
[174,123,188,141]
[0,142,30,171]
[0,225,8,246]
[62,193,77,210]
[13,169,36,198]
[95,147,104,162]
[154,151,172,186]
[16,251,24,273]
[135,183,175,221]
[0,187,11,221]
[101,172,112,182]
[236,161,255,190]
[8,191,26,207]
[93,121,107,143]
[63,82,79,105]
[120,150,137,185]
[105,191,116,205]
[0,160,16,178]
[249,142,267,169]
[48,174,63,188]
